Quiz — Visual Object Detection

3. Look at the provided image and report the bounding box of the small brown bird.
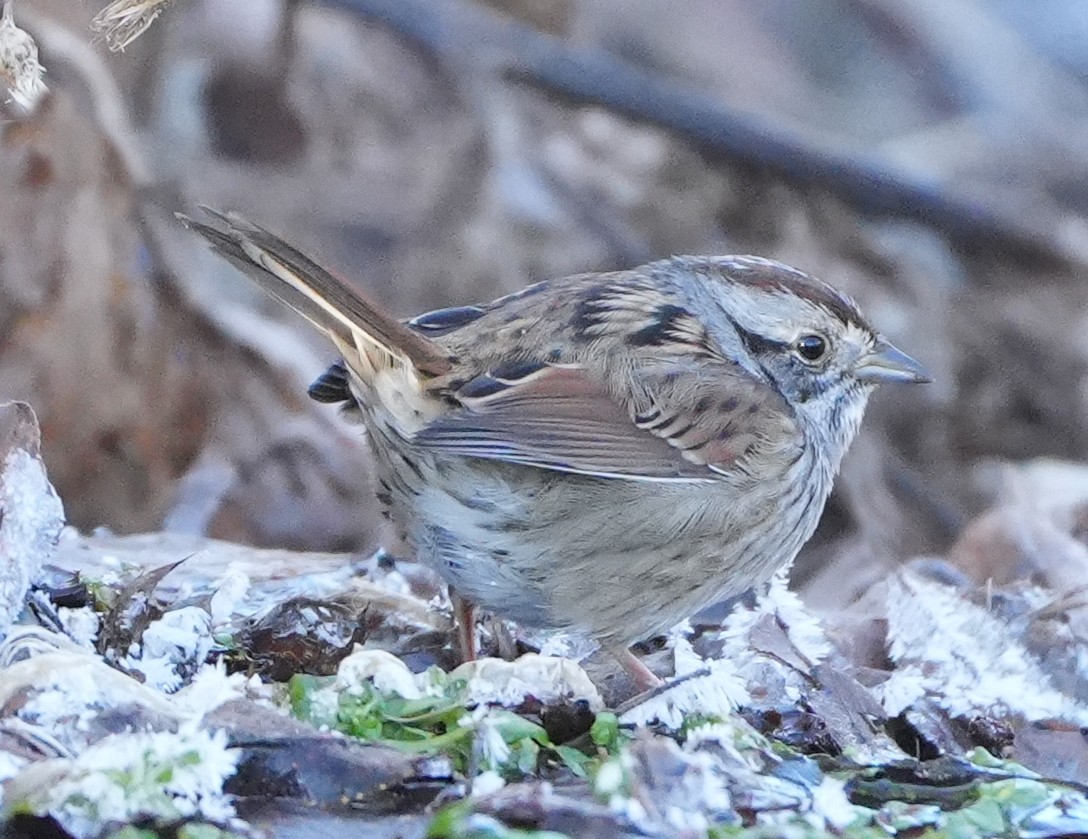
[181,209,928,688]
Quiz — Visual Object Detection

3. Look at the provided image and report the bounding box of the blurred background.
[4,0,1088,612]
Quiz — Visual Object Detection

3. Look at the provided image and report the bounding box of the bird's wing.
[413,359,800,483]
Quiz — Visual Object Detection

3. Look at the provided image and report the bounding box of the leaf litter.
[3,403,1088,837]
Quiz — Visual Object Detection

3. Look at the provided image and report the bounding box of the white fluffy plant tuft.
[91,0,175,51]
[0,2,46,111]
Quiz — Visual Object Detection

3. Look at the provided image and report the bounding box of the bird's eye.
[795,334,828,362]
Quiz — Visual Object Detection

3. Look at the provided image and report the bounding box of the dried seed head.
[91,0,174,52]
[0,2,47,112]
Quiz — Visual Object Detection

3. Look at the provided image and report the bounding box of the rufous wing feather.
[416,364,715,481]
[416,361,799,482]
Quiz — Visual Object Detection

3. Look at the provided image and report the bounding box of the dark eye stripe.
[730,321,788,357]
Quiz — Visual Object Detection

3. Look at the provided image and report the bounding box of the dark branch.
[316,0,1066,260]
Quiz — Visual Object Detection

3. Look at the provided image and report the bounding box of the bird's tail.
[178,208,453,383]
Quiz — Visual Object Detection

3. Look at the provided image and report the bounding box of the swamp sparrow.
[182,209,928,688]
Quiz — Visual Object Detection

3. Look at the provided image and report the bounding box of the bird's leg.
[450,589,477,662]
[490,617,519,661]
[610,645,663,690]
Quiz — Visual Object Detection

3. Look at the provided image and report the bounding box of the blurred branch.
[22,13,148,183]
[317,0,1077,263]
[856,0,1088,129]
[2,9,388,548]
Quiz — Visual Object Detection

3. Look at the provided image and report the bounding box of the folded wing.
[415,361,797,482]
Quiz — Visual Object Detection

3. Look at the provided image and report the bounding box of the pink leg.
[451,590,477,662]
[610,645,663,690]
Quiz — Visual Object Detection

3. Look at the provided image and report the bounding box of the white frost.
[454,654,603,710]
[720,570,831,666]
[172,660,247,718]
[621,657,749,729]
[878,668,927,717]
[57,606,100,649]
[460,706,512,770]
[470,769,506,797]
[122,606,213,692]
[603,736,734,835]
[621,626,749,729]
[91,0,174,52]
[336,647,423,699]
[209,569,250,628]
[17,725,239,839]
[0,646,177,753]
[884,570,1088,724]
[810,776,858,830]
[0,447,65,633]
[595,753,650,825]
[661,748,732,834]
[0,749,26,783]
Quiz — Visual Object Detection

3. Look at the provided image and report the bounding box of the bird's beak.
[856,338,931,384]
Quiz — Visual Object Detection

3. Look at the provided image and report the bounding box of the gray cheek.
[706,323,748,362]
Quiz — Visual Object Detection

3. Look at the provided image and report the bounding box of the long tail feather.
[178,209,452,378]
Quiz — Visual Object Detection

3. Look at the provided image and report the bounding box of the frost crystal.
[621,626,748,729]
[621,656,748,729]
[683,721,740,751]
[0,2,46,111]
[683,718,767,765]
[209,569,250,628]
[661,749,732,834]
[0,750,26,783]
[883,570,1088,724]
[810,776,858,830]
[122,606,213,692]
[24,725,239,838]
[460,706,512,770]
[455,654,603,710]
[0,444,64,633]
[594,752,649,825]
[0,644,180,754]
[606,735,734,835]
[878,667,926,717]
[57,607,100,649]
[172,660,247,718]
[721,570,831,665]
[336,647,423,699]
[470,769,506,797]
